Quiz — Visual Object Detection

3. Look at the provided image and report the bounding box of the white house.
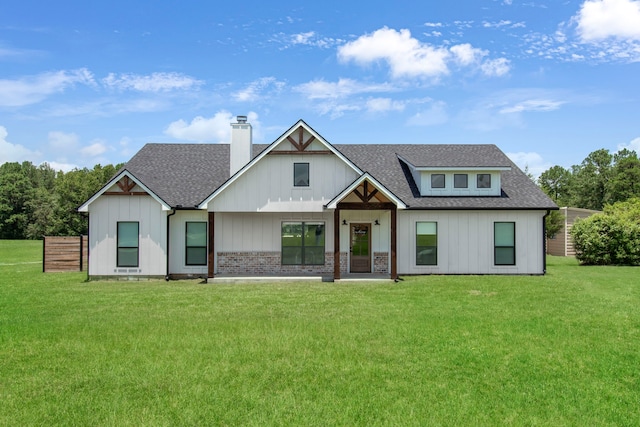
[78,117,557,280]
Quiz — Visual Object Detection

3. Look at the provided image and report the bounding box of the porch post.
[208,212,215,278]
[391,206,397,280]
[334,208,341,280]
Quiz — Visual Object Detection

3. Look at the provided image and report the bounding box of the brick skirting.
[217,251,386,275]
[373,252,389,273]
[217,251,335,275]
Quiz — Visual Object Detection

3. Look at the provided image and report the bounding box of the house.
[547,207,600,257]
[78,117,558,280]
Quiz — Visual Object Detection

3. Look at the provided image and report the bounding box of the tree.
[538,165,572,205]
[571,149,613,210]
[606,149,640,204]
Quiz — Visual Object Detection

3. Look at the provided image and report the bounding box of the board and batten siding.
[397,210,546,275]
[210,153,359,212]
[169,210,208,275]
[87,196,167,276]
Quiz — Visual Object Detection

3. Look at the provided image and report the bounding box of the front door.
[350,223,371,273]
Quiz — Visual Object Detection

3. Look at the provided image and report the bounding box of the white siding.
[88,196,167,276]
[211,153,359,212]
[397,210,546,275]
[169,210,208,275]
[214,212,332,250]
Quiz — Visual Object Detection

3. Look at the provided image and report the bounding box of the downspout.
[166,209,176,281]
[543,210,550,274]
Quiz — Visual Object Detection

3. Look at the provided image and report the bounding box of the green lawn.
[1,240,638,426]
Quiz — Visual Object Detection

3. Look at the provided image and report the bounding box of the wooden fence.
[43,236,88,272]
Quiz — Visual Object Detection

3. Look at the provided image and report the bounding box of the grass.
[1,240,639,426]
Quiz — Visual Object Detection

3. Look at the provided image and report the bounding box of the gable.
[198,120,363,210]
[78,170,171,212]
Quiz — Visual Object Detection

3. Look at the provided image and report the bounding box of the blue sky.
[1,0,639,176]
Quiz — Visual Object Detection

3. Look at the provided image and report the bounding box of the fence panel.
[43,236,88,272]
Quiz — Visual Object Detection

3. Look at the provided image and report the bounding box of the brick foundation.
[217,251,335,275]
[373,252,389,274]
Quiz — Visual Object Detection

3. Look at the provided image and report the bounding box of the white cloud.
[576,0,640,42]
[337,27,510,80]
[500,99,565,114]
[102,72,203,92]
[481,58,511,76]
[337,27,450,79]
[0,68,95,107]
[47,161,79,172]
[365,98,406,113]
[0,126,40,164]
[233,77,285,102]
[48,131,79,150]
[617,136,640,153]
[294,78,395,99]
[273,31,343,49]
[450,43,487,66]
[506,151,551,178]
[80,140,108,157]
[164,111,259,142]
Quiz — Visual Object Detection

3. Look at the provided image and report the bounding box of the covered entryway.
[327,173,406,281]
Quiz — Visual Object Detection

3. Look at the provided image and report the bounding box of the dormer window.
[294,163,309,187]
[477,174,491,189]
[431,174,445,188]
[454,174,468,188]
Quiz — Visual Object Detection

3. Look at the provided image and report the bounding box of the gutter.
[165,209,176,280]
[543,210,550,274]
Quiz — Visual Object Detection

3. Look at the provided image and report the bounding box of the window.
[294,163,309,187]
[431,174,445,188]
[282,222,325,265]
[454,174,468,188]
[117,222,139,267]
[186,222,207,265]
[416,222,437,265]
[477,174,492,188]
[494,222,515,265]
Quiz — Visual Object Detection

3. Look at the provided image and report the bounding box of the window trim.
[185,221,207,266]
[416,221,437,266]
[477,173,492,189]
[431,174,445,189]
[293,162,310,187]
[117,221,139,267]
[281,221,325,265]
[454,173,468,189]
[494,222,516,266]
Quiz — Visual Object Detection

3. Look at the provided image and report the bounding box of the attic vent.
[236,115,247,123]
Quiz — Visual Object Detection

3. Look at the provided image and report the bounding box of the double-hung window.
[416,222,437,265]
[186,222,207,265]
[117,222,139,267]
[494,222,515,265]
[282,222,325,265]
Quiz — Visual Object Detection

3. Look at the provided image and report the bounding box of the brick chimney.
[230,115,252,176]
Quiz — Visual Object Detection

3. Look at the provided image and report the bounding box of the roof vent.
[236,115,247,123]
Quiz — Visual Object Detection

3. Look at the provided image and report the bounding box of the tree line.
[0,161,121,239]
[538,148,640,211]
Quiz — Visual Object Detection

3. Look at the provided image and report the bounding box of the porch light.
[374,219,380,225]
[342,220,347,226]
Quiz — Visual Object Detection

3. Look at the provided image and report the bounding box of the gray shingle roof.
[120,141,556,210]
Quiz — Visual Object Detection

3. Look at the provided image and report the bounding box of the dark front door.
[350,223,371,273]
